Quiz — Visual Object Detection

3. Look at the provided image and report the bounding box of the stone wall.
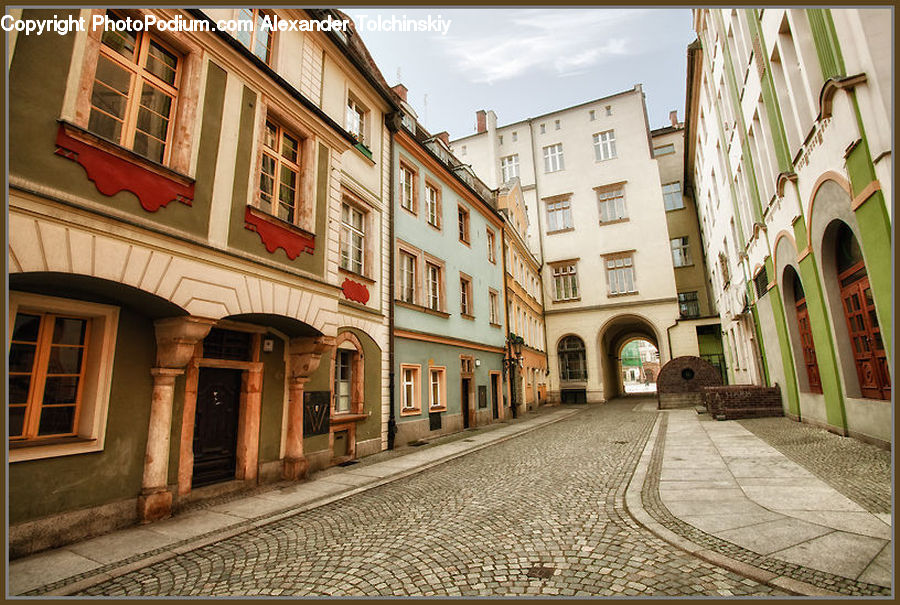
[656,356,722,409]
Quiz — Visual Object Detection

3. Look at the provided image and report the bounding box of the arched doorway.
[619,338,660,394]
[782,266,822,394]
[832,222,890,400]
[598,314,662,400]
[557,335,587,403]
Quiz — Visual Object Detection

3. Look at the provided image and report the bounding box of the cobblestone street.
[69,400,784,597]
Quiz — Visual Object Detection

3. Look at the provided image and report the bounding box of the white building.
[452,86,686,403]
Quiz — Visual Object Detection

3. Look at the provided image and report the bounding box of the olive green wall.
[8,9,209,238]
[259,334,287,463]
[226,95,331,278]
[9,306,156,524]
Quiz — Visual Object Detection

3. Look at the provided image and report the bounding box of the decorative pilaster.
[282,335,335,480]
[138,316,215,523]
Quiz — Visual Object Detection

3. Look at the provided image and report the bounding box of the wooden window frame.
[396,241,421,305]
[605,251,637,296]
[345,92,369,147]
[457,204,471,245]
[459,272,474,318]
[425,254,447,313]
[489,289,501,326]
[428,366,447,412]
[424,179,442,230]
[331,332,365,416]
[9,293,119,463]
[670,236,692,267]
[339,198,367,277]
[399,160,418,216]
[400,363,422,415]
[235,8,275,65]
[545,195,573,234]
[486,229,496,264]
[87,11,182,165]
[596,183,628,224]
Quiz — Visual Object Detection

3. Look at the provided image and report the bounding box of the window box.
[354,141,373,160]
[243,205,315,259]
[55,122,194,212]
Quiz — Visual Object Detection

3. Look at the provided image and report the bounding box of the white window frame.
[593,130,617,161]
[671,236,691,267]
[428,366,446,410]
[500,154,519,182]
[662,182,684,211]
[9,292,119,463]
[597,185,627,223]
[653,143,675,157]
[427,262,443,311]
[489,290,500,324]
[340,202,366,275]
[543,144,565,173]
[606,255,636,295]
[400,364,421,413]
[552,263,580,301]
[346,95,368,146]
[399,251,416,304]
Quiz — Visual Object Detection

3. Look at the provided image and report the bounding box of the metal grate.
[526,565,555,579]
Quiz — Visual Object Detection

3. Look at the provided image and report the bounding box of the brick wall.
[656,356,722,409]
[703,385,783,420]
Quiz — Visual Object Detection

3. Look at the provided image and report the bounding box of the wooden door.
[795,298,822,393]
[461,377,471,428]
[840,266,890,400]
[192,368,242,487]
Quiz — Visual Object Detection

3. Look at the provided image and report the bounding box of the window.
[543,144,564,173]
[597,185,627,223]
[653,144,675,157]
[499,135,503,145]
[670,237,691,267]
[340,202,365,274]
[606,254,636,295]
[429,367,446,410]
[425,183,441,228]
[236,8,274,64]
[88,12,181,163]
[511,131,518,142]
[605,105,612,116]
[540,123,546,134]
[592,130,616,161]
[489,290,500,324]
[9,293,119,461]
[678,292,700,318]
[662,182,684,211]
[552,263,579,301]
[399,163,417,214]
[258,120,302,224]
[719,251,730,284]
[558,336,587,381]
[399,251,416,303]
[754,266,769,299]
[500,154,519,182]
[426,262,443,311]
[334,349,353,413]
[400,364,421,413]
[486,229,496,263]
[457,205,470,243]
[460,275,473,316]
[589,110,596,121]
[546,198,573,233]
[554,119,561,130]
[346,95,368,146]
[461,145,467,156]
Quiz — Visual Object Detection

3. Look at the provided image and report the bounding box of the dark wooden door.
[193,368,242,487]
[491,375,499,419]
[840,268,890,400]
[461,378,470,428]
[795,298,822,393]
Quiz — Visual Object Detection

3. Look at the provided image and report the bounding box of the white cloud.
[442,9,645,84]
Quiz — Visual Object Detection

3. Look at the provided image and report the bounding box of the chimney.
[476,110,487,133]
[434,131,450,146]
[391,84,408,102]
[669,110,679,127]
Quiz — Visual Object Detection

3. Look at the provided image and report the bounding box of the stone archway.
[597,314,662,400]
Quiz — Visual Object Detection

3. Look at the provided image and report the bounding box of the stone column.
[235,362,264,481]
[138,316,215,523]
[282,335,335,480]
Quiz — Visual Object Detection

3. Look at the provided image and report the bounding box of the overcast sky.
[342,8,697,139]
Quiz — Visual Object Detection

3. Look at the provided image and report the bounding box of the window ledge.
[352,142,374,163]
[674,263,695,268]
[598,218,629,226]
[608,291,639,298]
[428,406,447,413]
[331,412,368,425]
[427,222,442,232]
[395,299,451,318]
[489,322,503,328]
[554,297,582,303]
[55,121,195,213]
[9,436,100,463]
[339,266,375,285]
[665,206,686,212]
[461,313,475,321]
[244,205,315,259]
[400,407,421,417]
[546,228,574,235]
[459,239,471,247]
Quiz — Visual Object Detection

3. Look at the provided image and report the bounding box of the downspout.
[386,115,399,449]
[500,222,515,418]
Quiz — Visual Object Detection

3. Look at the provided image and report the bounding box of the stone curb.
[623,414,841,598]
[31,408,582,597]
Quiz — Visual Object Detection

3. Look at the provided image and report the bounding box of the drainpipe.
[386,115,399,449]
[526,117,552,402]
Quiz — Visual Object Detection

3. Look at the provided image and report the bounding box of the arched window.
[835,224,889,400]
[791,269,822,393]
[558,336,587,382]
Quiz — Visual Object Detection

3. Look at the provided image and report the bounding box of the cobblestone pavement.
[641,415,891,597]
[78,400,784,597]
[738,417,891,515]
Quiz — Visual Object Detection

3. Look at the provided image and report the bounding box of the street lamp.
[504,335,524,418]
